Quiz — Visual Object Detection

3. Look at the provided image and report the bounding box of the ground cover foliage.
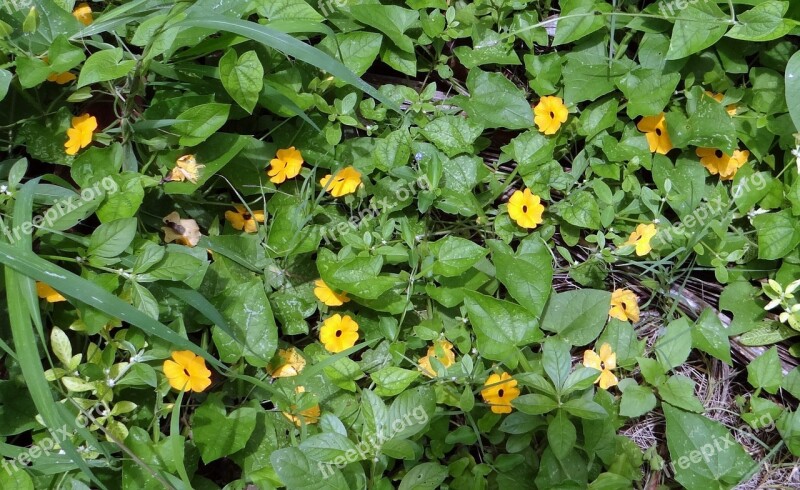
[0,0,800,488]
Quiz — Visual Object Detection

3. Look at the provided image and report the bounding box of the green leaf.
[175,15,400,112]
[726,1,793,42]
[0,69,11,101]
[513,394,559,415]
[542,337,572,391]
[192,394,258,463]
[786,50,800,131]
[299,433,359,463]
[48,34,86,72]
[398,462,448,490]
[219,49,264,113]
[457,69,533,130]
[692,308,732,365]
[500,130,558,174]
[464,290,542,366]
[271,447,349,489]
[663,404,754,489]
[431,236,487,277]
[490,241,553,317]
[747,346,782,394]
[616,68,680,118]
[619,383,657,418]
[547,411,576,459]
[655,318,693,371]
[562,398,608,420]
[420,116,484,157]
[559,190,602,230]
[349,4,418,54]
[553,1,606,46]
[540,289,611,346]
[666,2,729,60]
[87,217,137,259]
[173,103,231,146]
[317,249,397,300]
[658,376,704,413]
[753,209,800,260]
[372,367,420,397]
[318,31,383,76]
[77,48,137,88]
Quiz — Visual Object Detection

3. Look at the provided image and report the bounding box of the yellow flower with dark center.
[705,91,737,116]
[419,340,456,377]
[320,166,362,197]
[609,288,640,323]
[481,372,519,414]
[696,148,749,181]
[319,314,359,353]
[225,204,265,233]
[313,279,350,306]
[47,72,76,84]
[65,113,97,155]
[162,350,212,392]
[166,155,205,184]
[533,96,568,135]
[625,223,657,256]
[583,343,618,390]
[268,147,304,184]
[73,2,93,26]
[162,212,201,247]
[507,188,545,229]
[36,282,66,303]
[636,113,673,155]
[282,386,321,426]
[269,347,306,378]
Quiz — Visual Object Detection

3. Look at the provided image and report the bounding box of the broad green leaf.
[299,433,359,463]
[726,1,793,42]
[659,375,704,413]
[513,394,559,415]
[317,249,397,299]
[619,382,657,418]
[666,2,729,60]
[562,398,608,420]
[77,48,136,88]
[753,209,800,260]
[786,50,800,131]
[663,404,754,489]
[746,346,782,394]
[271,447,349,489]
[87,217,137,259]
[617,68,680,118]
[655,318,693,371]
[431,236,487,277]
[540,289,611,346]
[464,290,542,366]
[372,366,420,397]
[192,394,259,463]
[692,308,732,365]
[349,4,418,53]
[457,69,534,130]
[173,103,231,146]
[398,462,448,490]
[219,49,264,113]
[420,116,484,157]
[490,241,552,317]
[547,411,576,459]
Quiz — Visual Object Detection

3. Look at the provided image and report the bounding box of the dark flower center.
[522,205,528,213]
[715,150,723,158]
[497,389,505,398]
[243,213,252,220]
[335,330,342,337]
[600,362,606,370]
[655,128,662,136]
[549,111,555,118]
[183,368,191,377]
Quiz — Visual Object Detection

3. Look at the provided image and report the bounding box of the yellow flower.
[72,2,93,26]
[480,372,519,414]
[282,386,321,427]
[696,148,749,181]
[166,155,205,184]
[162,212,201,247]
[583,343,618,390]
[268,147,304,184]
[319,314,359,353]
[36,282,66,303]
[314,279,350,306]
[64,113,97,155]
[162,350,212,392]
[47,72,76,84]
[636,113,673,155]
[507,188,545,229]
[704,91,737,116]
[419,340,456,377]
[225,204,265,233]
[268,347,306,378]
[320,166,362,197]
[609,289,640,323]
[533,96,568,135]
[625,223,657,256]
